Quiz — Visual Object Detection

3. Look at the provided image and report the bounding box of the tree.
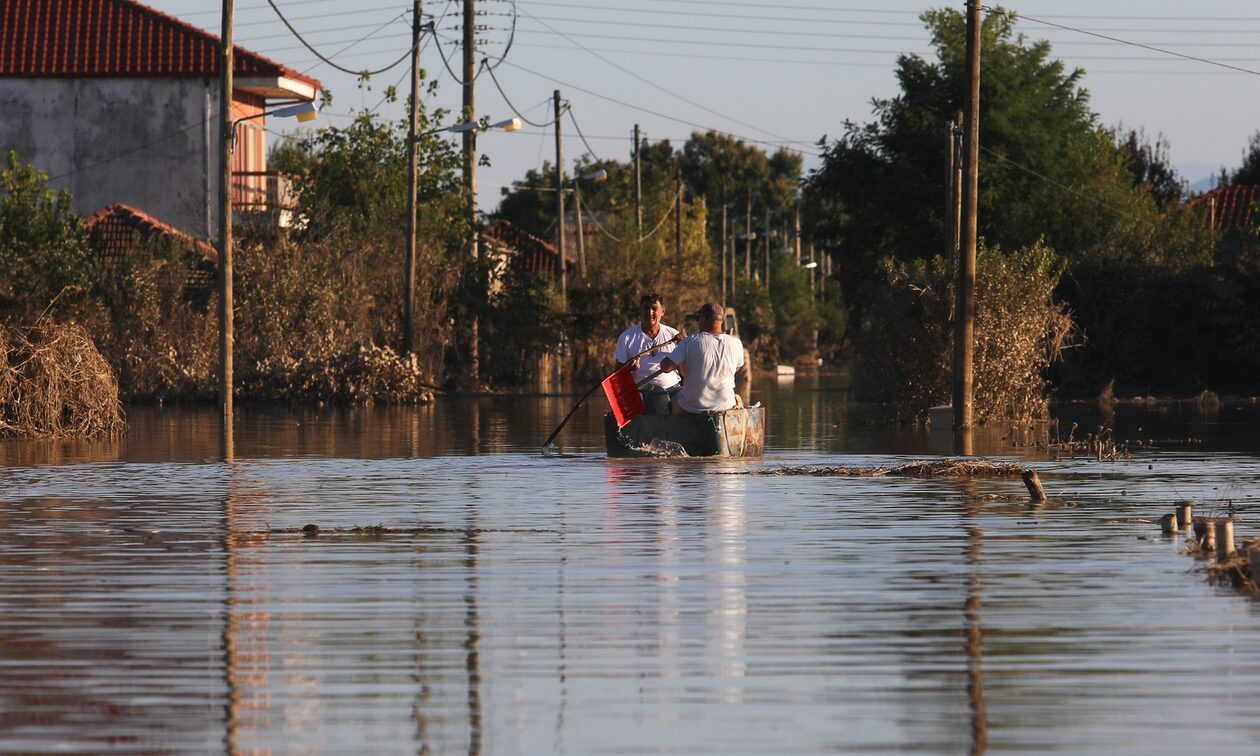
[0,151,92,315]
[1232,130,1260,185]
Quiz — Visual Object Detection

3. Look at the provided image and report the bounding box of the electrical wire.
[567,108,604,163]
[992,8,1260,77]
[499,58,819,155]
[482,58,560,127]
[518,7,796,144]
[264,0,418,76]
[978,144,1138,221]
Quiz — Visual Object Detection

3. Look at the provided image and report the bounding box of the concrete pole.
[218,0,235,460]
[554,90,566,304]
[462,0,480,382]
[953,0,982,438]
[744,192,752,281]
[762,206,771,292]
[404,0,422,355]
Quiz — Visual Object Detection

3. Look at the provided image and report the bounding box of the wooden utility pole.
[218,0,235,459]
[462,0,480,382]
[633,124,643,239]
[953,0,982,438]
[574,178,586,278]
[720,202,728,302]
[762,206,771,292]
[735,191,745,280]
[674,168,683,273]
[952,111,963,254]
[554,90,566,304]
[794,200,802,263]
[404,0,422,355]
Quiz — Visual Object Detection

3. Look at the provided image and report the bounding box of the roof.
[1186,184,1260,231]
[484,221,576,275]
[86,203,218,264]
[1,0,319,98]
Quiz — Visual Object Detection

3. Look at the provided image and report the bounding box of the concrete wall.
[0,77,219,240]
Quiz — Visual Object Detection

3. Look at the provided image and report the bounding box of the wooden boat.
[604,406,766,458]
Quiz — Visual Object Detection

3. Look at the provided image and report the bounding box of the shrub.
[856,240,1073,422]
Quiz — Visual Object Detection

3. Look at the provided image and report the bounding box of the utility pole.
[762,206,771,292]
[574,177,586,278]
[744,192,752,281]
[218,0,235,460]
[720,202,727,303]
[404,0,422,355]
[794,199,802,264]
[554,90,566,304]
[633,124,643,239]
[462,0,480,382]
[674,167,683,275]
[953,0,982,442]
[953,110,963,254]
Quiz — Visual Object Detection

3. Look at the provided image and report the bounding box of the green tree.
[0,151,92,315]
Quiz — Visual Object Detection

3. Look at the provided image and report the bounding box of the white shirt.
[669,332,745,413]
[614,323,681,391]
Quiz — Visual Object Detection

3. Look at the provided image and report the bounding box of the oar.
[541,335,680,451]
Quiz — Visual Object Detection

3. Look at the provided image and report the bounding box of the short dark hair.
[640,292,665,307]
[696,301,724,322]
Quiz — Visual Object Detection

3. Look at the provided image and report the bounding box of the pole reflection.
[961,482,988,755]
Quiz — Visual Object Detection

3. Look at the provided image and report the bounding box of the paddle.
[541,334,681,451]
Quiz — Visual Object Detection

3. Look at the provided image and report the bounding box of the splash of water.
[615,433,689,458]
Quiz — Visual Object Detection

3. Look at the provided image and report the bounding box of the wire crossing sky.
[151,0,1260,208]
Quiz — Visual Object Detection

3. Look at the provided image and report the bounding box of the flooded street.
[4,377,1260,753]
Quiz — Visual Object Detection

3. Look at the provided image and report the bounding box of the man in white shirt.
[613,292,683,414]
[660,301,745,414]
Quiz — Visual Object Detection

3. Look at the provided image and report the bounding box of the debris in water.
[541,442,560,457]
[758,459,1024,478]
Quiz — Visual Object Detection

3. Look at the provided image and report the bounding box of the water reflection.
[7,384,1260,752]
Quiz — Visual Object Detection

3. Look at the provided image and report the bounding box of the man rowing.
[613,292,683,414]
[660,301,745,413]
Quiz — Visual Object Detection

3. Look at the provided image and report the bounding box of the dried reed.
[0,323,126,438]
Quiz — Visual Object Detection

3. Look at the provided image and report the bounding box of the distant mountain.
[1177,160,1224,196]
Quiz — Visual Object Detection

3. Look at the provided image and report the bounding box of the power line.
[264,0,417,76]
[566,108,604,163]
[978,144,1137,221]
[481,58,560,127]
[498,58,819,154]
[517,7,796,144]
[997,9,1260,77]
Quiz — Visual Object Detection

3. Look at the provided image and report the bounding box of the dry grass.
[0,322,125,438]
[759,459,1026,478]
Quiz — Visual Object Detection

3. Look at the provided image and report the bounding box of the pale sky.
[152,0,1260,208]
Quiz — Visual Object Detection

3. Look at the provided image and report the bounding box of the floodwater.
[4,375,1260,754]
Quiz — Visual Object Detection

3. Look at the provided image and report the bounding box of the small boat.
[604,406,766,458]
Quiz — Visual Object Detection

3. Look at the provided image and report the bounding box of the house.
[483,220,577,287]
[1186,184,1259,232]
[86,203,218,305]
[0,0,320,241]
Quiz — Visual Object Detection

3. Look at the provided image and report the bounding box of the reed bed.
[0,323,125,438]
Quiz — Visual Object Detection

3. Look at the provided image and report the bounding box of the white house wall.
[0,76,220,241]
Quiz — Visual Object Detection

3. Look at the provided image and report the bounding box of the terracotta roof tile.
[1186,184,1260,231]
[1,0,319,90]
[484,220,576,276]
[86,203,217,300]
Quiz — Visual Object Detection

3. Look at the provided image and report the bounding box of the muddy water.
[4,376,1260,753]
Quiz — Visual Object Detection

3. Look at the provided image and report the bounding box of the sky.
[151,0,1260,210]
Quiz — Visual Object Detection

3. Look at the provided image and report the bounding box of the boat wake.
[617,435,690,458]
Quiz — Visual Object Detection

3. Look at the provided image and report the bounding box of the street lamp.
[230,100,319,152]
[419,117,522,138]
